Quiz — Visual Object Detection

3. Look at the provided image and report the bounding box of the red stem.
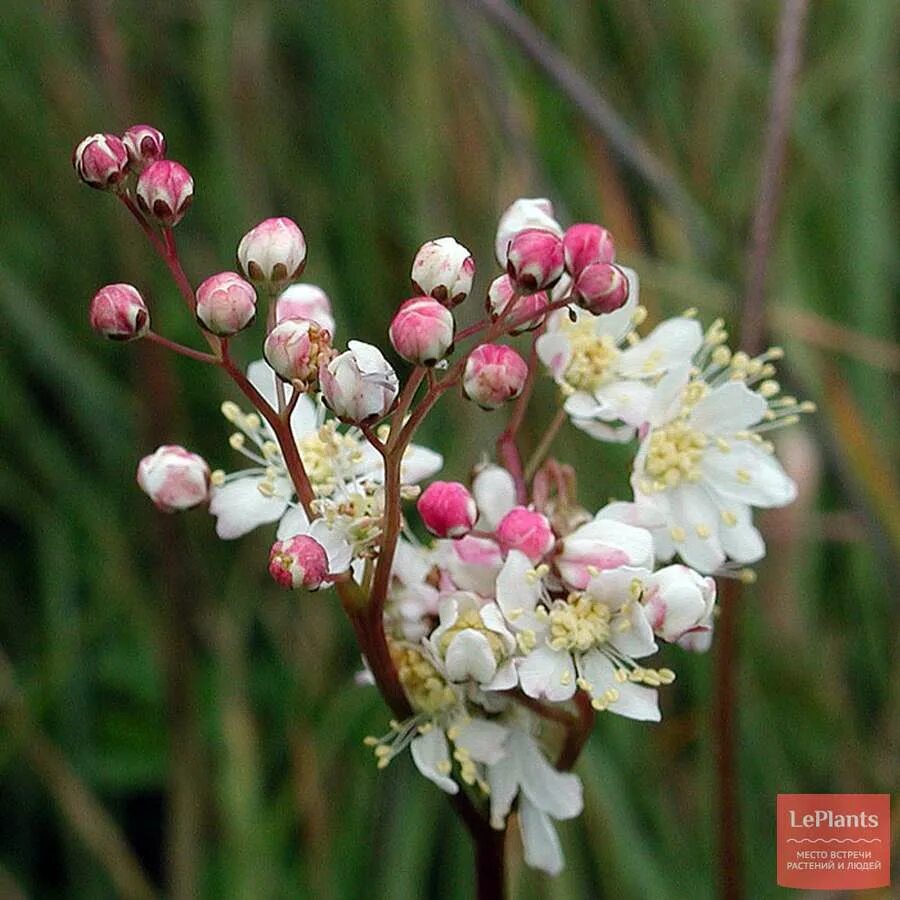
[145,331,219,365]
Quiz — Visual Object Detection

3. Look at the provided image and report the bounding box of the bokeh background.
[1,1,897,897]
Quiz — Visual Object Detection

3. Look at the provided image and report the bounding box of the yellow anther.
[695,524,711,539]
[220,401,241,421]
[736,469,751,484]
[229,432,246,450]
[670,526,686,542]
[721,510,737,527]
[739,568,757,584]
[244,414,261,431]
[210,469,226,486]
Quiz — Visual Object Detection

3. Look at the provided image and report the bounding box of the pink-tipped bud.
[137,445,210,512]
[195,271,257,336]
[320,341,398,423]
[495,197,563,265]
[263,318,334,387]
[276,284,335,334]
[410,236,475,306]
[486,274,549,334]
[89,283,149,341]
[495,507,555,562]
[563,224,615,277]
[122,124,166,172]
[388,296,455,366]
[506,228,564,293]
[462,343,528,410]
[136,160,193,227]
[237,217,307,287]
[268,534,330,590]
[417,481,478,538]
[572,262,630,314]
[73,133,129,190]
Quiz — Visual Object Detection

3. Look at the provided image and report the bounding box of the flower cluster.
[76,123,810,878]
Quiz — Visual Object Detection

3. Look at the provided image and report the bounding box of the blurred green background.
[0,1,897,897]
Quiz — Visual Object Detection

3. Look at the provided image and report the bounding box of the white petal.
[452,718,508,765]
[689,381,767,434]
[473,465,517,530]
[495,550,542,619]
[617,317,703,379]
[716,502,765,563]
[487,758,518,828]
[578,651,660,722]
[308,519,353,573]
[401,445,443,484]
[666,484,726,574]
[445,630,497,684]
[518,645,576,703]
[596,500,666,530]
[593,267,640,341]
[609,602,658,659]
[535,332,573,381]
[645,364,692,427]
[485,659,519,691]
[276,505,310,540]
[701,440,797,508]
[209,476,289,539]
[519,800,565,875]
[591,379,656,428]
[571,417,636,443]
[513,732,583,819]
[410,729,458,794]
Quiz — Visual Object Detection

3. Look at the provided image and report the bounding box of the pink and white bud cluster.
[90,283,149,341]
[487,274,549,333]
[276,284,335,334]
[136,160,194,227]
[506,229,565,294]
[195,271,257,336]
[320,341,398,423]
[417,481,478,538]
[122,125,166,172]
[237,217,307,287]
[389,297,455,366]
[264,318,334,387]
[495,506,555,562]
[462,343,528,410]
[137,445,210,512]
[73,134,129,191]
[562,223,629,315]
[268,534,330,590]
[411,237,475,307]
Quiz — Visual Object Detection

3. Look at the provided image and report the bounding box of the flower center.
[390,644,457,715]
[547,594,612,652]
[297,422,364,495]
[643,420,708,491]
[563,323,620,392]
[438,608,506,662]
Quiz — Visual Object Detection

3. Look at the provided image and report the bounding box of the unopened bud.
[137,445,210,512]
[90,283,149,341]
[237,217,307,287]
[73,133,129,190]
[268,534,329,590]
[389,297,455,366]
[276,283,335,334]
[495,197,563,266]
[122,124,166,172]
[486,274,549,333]
[506,228,564,293]
[195,271,257,336]
[263,318,334,387]
[417,481,478,538]
[320,340,398,423]
[410,236,475,306]
[136,160,194,227]
[563,223,615,278]
[495,506,555,563]
[572,262,630,314]
[462,343,528,410]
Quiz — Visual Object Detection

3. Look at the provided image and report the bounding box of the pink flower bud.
[642,565,716,644]
[73,133,129,190]
[486,274,549,334]
[388,297,455,366]
[268,534,330,590]
[276,283,335,334]
[563,223,615,277]
[195,271,256,336]
[137,445,210,512]
[121,124,166,172]
[89,283,149,341]
[237,217,307,286]
[506,228,564,293]
[410,237,475,306]
[495,197,563,265]
[417,481,478,538]
[495,507,555,562]
[263,318,334,386]
[572,262,630,314]
[320,340,398,422]
[462,344,528,410]
[136,160,194,227]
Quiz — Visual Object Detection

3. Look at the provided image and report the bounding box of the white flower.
[436,535,504,597]
[425,592,517,690]
[494,197,563,266]
[209,360,441,543]
[496,552,665,720]
[385,539,442,640]
[320,340,399,423]
[536,273,703,441]
[631,347,804,573]
[486,725,583,876]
